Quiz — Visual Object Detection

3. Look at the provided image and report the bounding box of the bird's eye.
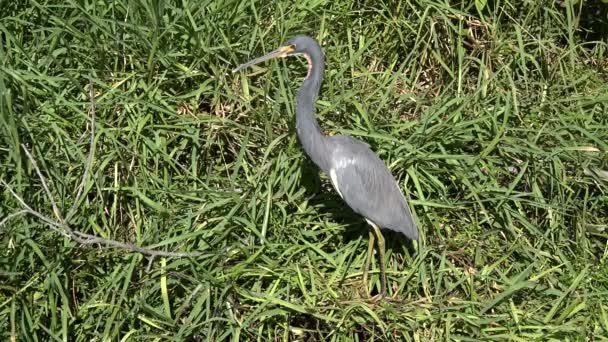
[289,44,296,50]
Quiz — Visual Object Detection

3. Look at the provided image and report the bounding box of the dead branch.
[0,78,201,258]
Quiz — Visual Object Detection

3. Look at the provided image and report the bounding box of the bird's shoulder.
[326,134,384,170]
[327,134,373,157]
[325,134,396,196]
[327,134,369,148]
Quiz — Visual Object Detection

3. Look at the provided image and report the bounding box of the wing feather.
[328,136,418,240]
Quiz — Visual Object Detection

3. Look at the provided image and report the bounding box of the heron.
[233,35,418,297]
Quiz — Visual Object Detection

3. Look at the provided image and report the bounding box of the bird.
[233,35,418,297]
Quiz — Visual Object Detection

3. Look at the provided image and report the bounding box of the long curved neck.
[296,46,329,172]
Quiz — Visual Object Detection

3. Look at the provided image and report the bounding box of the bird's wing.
[328,136,418,240]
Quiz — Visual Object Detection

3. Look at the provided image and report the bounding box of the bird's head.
[280,35,319,56]
[232,35,320,73]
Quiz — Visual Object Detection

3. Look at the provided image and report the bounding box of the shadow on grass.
[298,157,417,248]
[297,158,418,295]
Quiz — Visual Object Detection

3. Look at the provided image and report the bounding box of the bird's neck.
[295,49,329,172]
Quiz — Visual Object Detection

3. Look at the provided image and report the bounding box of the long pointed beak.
[232,45,294,73]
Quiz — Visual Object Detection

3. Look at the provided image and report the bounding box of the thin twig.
[1,180,71,237]
[1,78,201,259]
[70,231,200,257]
[67,75,96,221]
[0,182,70,238]
[22,209,71,238]
[1,179,201,257]
[146,256,156,273]
[21,145,63,222]
[0,210,28,226]
[1,180,36,213]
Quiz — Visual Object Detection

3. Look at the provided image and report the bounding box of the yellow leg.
[362,230,375,293]
[371,223,387,297]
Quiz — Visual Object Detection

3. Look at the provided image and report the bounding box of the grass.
[1,0,608,340]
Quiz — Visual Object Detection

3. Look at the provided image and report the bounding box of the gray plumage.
[287,35,418,241]
[233,35,418,241]
[326,135,418,239]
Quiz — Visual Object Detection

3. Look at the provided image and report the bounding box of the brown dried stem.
[1,78,200,258]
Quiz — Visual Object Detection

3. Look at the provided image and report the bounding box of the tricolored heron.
[233,35,419,297]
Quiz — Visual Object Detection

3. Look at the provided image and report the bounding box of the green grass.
[1,0,608,340]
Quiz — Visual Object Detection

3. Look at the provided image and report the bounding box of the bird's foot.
[358,284,386,302]
[367,292,385,303]
[366,293,406,305]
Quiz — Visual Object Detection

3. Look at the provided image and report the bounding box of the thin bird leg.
[371,223,387,297]
[362,230,375,293]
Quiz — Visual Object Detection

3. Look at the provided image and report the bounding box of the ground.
[1,0,607,340]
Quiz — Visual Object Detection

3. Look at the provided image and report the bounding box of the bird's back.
[324,135,418,240]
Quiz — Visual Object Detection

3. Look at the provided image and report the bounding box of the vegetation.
[1,0,607,340]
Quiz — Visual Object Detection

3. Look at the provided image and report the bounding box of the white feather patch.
[329,157,357,199]
[329,168,343,198]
